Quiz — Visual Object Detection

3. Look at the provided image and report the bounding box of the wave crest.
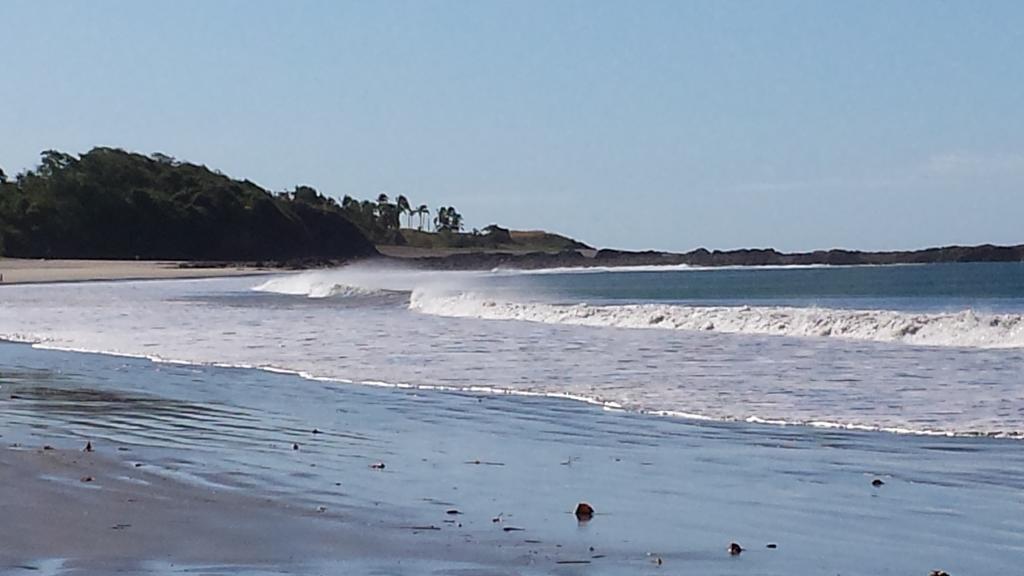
[409,291,1024,348]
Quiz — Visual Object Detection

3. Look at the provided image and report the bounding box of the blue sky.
[2,0,1022,251]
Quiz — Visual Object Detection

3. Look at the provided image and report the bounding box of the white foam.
[409,291,1024,349]
[252,265,487,299]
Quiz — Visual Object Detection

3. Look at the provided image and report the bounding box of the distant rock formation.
[401,243,1024,270]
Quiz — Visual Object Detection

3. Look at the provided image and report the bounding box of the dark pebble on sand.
[767,543,778,549]
[80,476,94,483]
[370,462,386,469]
[872,478,885,487]
[292,443,299,450]
[446,509,461,515]
[575,502,595,521]
[729,542,743,555]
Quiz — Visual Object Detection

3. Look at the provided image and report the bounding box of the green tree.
[396,194,411,228]
[415,204,429,230]
[0,147,376,260]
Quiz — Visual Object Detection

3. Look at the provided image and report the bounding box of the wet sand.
[1,342,1019,575]
[0,259,272,285]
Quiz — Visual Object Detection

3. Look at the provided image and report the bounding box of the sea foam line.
[3,337,1020,440]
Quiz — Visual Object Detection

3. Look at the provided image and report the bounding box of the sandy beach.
[0,259,273,285]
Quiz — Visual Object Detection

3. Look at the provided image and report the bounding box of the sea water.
[2,261,1022,438]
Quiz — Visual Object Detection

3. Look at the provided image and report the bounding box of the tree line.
[0,148,376,260]
[0,147,478,259]
[339,193,464,243]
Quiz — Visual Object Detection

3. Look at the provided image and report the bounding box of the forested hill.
[0,148,377,261]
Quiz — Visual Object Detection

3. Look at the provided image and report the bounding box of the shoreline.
[9,337,1022,442]
[389,243,1024,271]
[1,341,1012,575]
[0,258,277,285]
[3,238,1023,285]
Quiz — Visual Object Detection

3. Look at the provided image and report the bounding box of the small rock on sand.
[872,478,885,487]
[574,502,595,521]
[370,462,386,469]
[728,542,743,556]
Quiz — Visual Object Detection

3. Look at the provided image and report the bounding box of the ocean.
[4,262,1022,438]
[2,262,1023,574]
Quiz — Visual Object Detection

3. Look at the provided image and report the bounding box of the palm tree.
[434,206,449,232]
[448,207,464,232]
[396,195,411,228]
[415,204,429,230]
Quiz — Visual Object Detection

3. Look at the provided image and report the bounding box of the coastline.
[387,242,1024,271]
[0,258,276,285]
[3,237,1022,286]
[2,342,1018,575]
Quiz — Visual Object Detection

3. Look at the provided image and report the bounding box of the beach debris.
[80,476,94,483]
[446,509,462,515]
[728,542,744,556]
[766,543,778,549]
[292,443,300,450]
[312,428,321,434]
[370,461,386,470]
[556,560,591,565]
[872,478,885,487]
[464,459,505,466]
[574,502,595,522]
[111,523,131,530]
[503,526,525,532]
[83,441,93,452]
[316,505,327,513]
[492,513,503,523]
[42,445,54,451]
[929,571,951,576]
[117,446,130,451]
[404,525,441,531]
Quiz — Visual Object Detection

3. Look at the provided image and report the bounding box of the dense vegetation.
[338,192,465,245]
[340,194,590,252]
[0,148,376,260]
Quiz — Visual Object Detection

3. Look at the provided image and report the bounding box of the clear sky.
[2,1,1022,252]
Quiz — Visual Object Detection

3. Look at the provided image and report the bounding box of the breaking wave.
[409,290,1024,348]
